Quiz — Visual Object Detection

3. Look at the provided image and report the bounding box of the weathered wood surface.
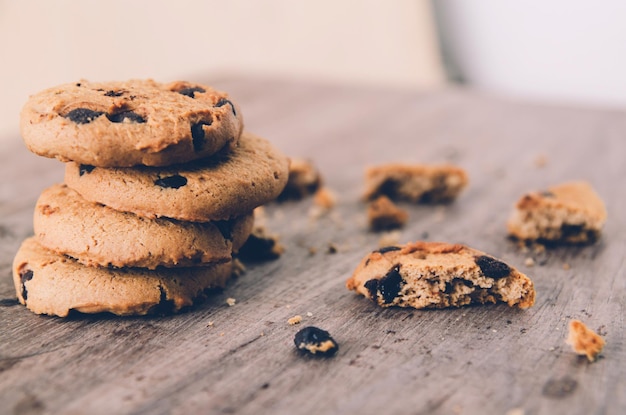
[1,78,624,415]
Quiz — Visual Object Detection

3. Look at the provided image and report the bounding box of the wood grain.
[1,78,624,415]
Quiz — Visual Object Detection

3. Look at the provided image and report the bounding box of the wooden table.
[1,78,624,415]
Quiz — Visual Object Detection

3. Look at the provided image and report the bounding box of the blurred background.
[2,0,626,142]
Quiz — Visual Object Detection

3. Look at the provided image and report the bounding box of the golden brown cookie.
[64,132,289,221]
[21,79,243,167]
[34,184,253,269]
[13,237,233,317]
[347,241,535,309]
[507,181,607,244]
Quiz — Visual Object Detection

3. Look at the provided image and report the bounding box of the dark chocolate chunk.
[364,279,379,300]
[238,232,281,262]
[154,175,187,189]
[65,108,105,124]
[214,220,232,241]
[75,83,82,87]
[444,278,475,294]
[561,223,586,238]
[177,86,206,98]
[215,98,237,115]
[106,110,146,124]
[294,326,338,357]
[374,246,401,254]
[475,255,511,280]
[19,268,33,301]
[149,286,175,315]
[378,264,404,304]
[104,90,124,97]
[191,120,212,151]
[79,164,95,176]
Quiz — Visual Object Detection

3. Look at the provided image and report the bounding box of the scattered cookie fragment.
[566,319,605,362]
[226,297,237,307]
[363,163,468,203]
[278,158,322,201]
[238,225,285,261]
[288,315,303,325]
[367,195,408,231]
[294,326,339,356]
[313,187,336,209]
[346,241,535,309]
[507,181,607,244]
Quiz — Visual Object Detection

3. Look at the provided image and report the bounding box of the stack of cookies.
[14,79,289,317]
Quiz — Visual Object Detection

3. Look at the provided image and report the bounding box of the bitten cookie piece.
[13,237,233,317]
[566,320,605,362]
[21,79,243,167]
[347,241,535,309]
[507,181,607,244]
[65,132,289,221]
[34,184,253,269]
[363,163,468,203]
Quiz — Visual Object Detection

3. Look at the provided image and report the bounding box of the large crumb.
[278,158,322,201]
[367,196,408,231]
[288,315,303,325]
[238,225,285,261]
[226,298,237,307]
[566,319,605,361]
[313,187,336,209]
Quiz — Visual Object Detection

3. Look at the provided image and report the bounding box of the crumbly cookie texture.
[34,184,253,269]
[507,181,607,244]
[21,79,243,167]
[278,158,322,201]
[64,131,289,221]
[347,241,535,309]
[566,320,605,362]
[368,195,409,231]
[13,237,233,317]
[363,163,468,203]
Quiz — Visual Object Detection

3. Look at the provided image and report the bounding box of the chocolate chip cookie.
[13,237,233,317]
[34,184,254,269]
[507,181,607,244]
[64,131,289,221]
[21,79,243,167]
[346,241,535,309]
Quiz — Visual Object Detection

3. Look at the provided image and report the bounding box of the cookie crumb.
[288,315,303,325]
[562,263,571,270]
[313,187,336,209]
[226,298,236,307]
[278,158,322,201]
[294,326,339,357]
[506,408,525,415]
[368,196,408,231]
[566,319,605,362]
[207,321,214,327]
[232,258,246,277]
[378,230,401,247]
[534,154,548,168]
[306,312,313,317]
[524,257,535,267]
[327,243,338,254]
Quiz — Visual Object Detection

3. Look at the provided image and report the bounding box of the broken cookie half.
[346,241,535,309]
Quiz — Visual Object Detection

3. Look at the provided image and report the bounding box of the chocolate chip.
[150,286,175,315]
[19,268,33,301]
[79,164,95,176]
[373,246,401,254]
[475,255,511,280]
[561,223,585,238]
[177,87,206,98]
[294,326,338,357]
[378,264,404,303]
[103,90,124,97]
[238,233,281,262]
[214,220,232,240]
[75,83,82,87]
[107,110,146,124]
[364,279,379,300]
[65,108,105,124]
[444,278,475,294]
[154,175,187,189]
[191,120,212,151]
[215,98,236,115]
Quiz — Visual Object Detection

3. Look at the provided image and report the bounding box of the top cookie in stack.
[14,79,289,317]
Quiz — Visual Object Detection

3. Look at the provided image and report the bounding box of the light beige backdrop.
[0,0,445,141]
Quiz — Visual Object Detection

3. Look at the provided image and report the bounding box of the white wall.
[435,0,626,109]
[0,0,445,142]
